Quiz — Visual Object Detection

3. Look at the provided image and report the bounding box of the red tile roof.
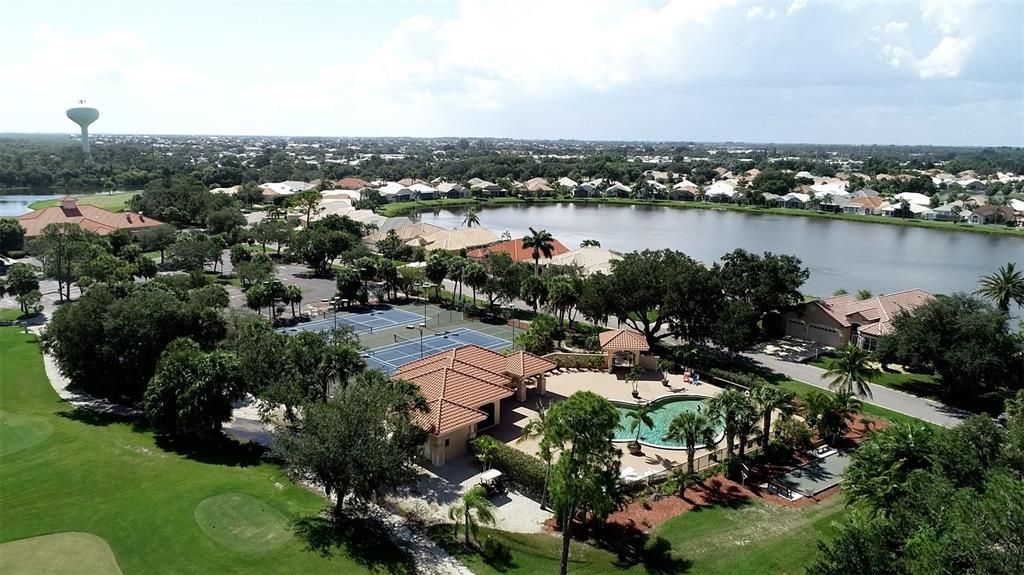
[810,289,933,337]
[598,329,650,352]
[847,196,884,209]
[17,197,165,238]
[332,177,371,190]
[395,344,555,436]
[466,237,570,263]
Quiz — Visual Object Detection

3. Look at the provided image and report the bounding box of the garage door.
[806,323,842,347]
[786,319,842,347]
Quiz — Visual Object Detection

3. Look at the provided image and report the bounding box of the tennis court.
[277,306,425,336]
[765,450,852,500]
[363,327,511,374]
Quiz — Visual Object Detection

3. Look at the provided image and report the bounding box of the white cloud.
[881,44,914,69]
[917,36,974,78]
[747,6,777,20]
[920,0,971,34]
[883,20,909,33]
[787,0,808,16]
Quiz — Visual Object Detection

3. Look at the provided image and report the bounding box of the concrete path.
[743,352,971,428]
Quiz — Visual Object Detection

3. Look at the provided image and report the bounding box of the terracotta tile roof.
[332,177,371,190]
[810,289,933,337]
[415,398,488,436]
[466,237,570,262]
[17,197,165,238]
[503,350,557,378]
[846,196,884,209]
[367,222,445,244]
[598,329,650,352]
[394,344,554,435]
[418,227,499,252]
[401,366,513,436]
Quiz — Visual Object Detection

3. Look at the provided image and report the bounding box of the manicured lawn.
[0,308,23,322]
[0,327,411,574]
[809,355,940,398]
[27,192,139,212]
[204,271,242,287]
[433,495,846,574]
[778,379,940,429]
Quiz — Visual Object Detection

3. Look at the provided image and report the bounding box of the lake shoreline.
[378,197,1024,239]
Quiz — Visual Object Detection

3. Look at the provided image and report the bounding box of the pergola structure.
[598,328,650,371]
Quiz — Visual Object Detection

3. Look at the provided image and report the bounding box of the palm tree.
[623,403,654,449]
[522,227,555,276]
[751,385,794,447]
[579,239,601,248]
[665,410,717,475]
[462,208,481,228]
[448,486,496,546]
[976,262,1024,313]
[284,284,303,318]
[735,406,760,457]
[626,366,643,398]
[516,400,553,509]
[825,392,861,444]
[707,389,755,458]
[821,344,878,398]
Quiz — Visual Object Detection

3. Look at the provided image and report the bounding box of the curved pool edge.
[611,393,725,452]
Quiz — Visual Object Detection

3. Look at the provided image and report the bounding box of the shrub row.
[548,353,605,370]
[706,367,770,389]
[470,436,546,498]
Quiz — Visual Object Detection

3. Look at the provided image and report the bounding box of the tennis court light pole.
[418,323,425,358]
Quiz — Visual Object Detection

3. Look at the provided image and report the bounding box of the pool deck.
[486,370,733,478]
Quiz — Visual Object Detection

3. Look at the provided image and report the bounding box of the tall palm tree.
[735,407,760,457]
[284,284,303,318]
[462,208,481,228]
[623,403,654,448]
[516,400,553,509]
[821,344,878,398]
[579,239,601,248]
[665,410,718,475]
[522,227,555,276]
[707,389,755,457]
[448,486,496,546]
[750,385,794,447]
[976,262,1024,313]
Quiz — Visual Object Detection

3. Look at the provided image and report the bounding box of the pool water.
[613,396,722,449]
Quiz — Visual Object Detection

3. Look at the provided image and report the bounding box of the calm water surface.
[413,203,1024,299]
[0,190,110,217]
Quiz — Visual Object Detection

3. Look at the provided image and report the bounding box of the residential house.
[394,345,556,465]
[851,188,880,198]
[522,177,554,196]
[574,183,598,198]
[17,196,167,239]
[414,227,499,252]
[818,194,850,213]
[466,237,569,263]
[780,192,810,209]
[968,205,1015,225]
[332,177,372,190]
[260,180,316,199]
[881,202,934,218]
[436,182,470,198]
[379,182,413,202]
[557,176,579,190]
[781,289,934,349]
[605,181,632,197]
[645,170,672,182]
[407,182,437,200]
[366,222,445,246]
[842,196,884,215]
[928,200,967,222]
[704,181,737,202]
[209,185,241,195]
[546,246,622,276]
[670,179,699,200]
[893,192,932,206]
[760,192,782,205]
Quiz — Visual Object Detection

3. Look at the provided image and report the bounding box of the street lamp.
[418,323,426,358]
[506,304,516,350]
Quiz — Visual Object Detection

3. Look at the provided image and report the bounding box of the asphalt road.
[743,352,971,428]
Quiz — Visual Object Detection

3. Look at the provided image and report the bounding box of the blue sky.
[1,0,1021,145]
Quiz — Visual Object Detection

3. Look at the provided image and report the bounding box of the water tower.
[66,101,99,156]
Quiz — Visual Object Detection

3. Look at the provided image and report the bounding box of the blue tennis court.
[277,307,425,335]
[364,327,511,374]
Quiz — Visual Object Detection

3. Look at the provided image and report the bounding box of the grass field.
[0,532,123,575]
[435,494,846,574]
[0,327,412,575]
[777,379,940,429]
[27,192,139,211]
[377,196,1024,238]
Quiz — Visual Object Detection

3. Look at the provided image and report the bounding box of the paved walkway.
[742,352,970,428]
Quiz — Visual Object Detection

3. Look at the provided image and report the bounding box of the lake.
[1,189,109,217]
[411,203,1024,299]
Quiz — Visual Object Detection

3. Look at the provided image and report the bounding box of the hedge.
[548,353,605,370]
[470,436,546,499]
[706,367,770,389]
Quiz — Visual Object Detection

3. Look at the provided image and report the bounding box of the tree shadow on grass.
[591,522,692,574]
[56,406,137,427]
[153,434,266,468]
[293,515,416,575]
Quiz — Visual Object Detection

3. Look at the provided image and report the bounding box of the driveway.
[392,455,552,534]
[743,352,971,428]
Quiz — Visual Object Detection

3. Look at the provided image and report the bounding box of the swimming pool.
[613,395,722,450]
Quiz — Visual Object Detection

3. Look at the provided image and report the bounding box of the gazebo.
[598,329,651,371]
[504,350,557,401]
